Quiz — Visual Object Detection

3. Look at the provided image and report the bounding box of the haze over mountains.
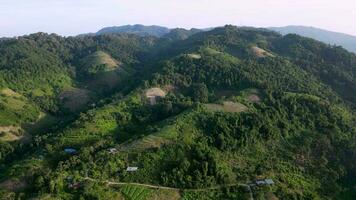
[270,26,356,53]
[89,24,356,53]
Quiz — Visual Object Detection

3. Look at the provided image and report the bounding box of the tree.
[192,83,209,103]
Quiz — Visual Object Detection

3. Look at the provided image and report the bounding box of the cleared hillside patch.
[205,101,248,113]
[250,46,274,58]
[187,53,202,59]
[82,51,121,74]
[0,126,32,143]
[79,51,131,92]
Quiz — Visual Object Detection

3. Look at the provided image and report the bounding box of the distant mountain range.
[96,24,171,37]
[269,26,356,53]
[81,24,209,40]
[87,24,356,53]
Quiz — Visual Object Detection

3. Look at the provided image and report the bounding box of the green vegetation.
[0,25,355,200]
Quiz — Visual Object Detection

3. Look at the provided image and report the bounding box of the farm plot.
[120,185,152,200]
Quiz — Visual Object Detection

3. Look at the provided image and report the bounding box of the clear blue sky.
[1,0,355,37]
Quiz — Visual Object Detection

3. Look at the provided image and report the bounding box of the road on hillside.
[83,177,254,200]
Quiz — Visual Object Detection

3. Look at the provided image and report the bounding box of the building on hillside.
[145,88,166,105]
[64,148,77,154]
[255,179,274,186]
[126,167,138,172]
[68,182,81,189]
[108,148,118,154]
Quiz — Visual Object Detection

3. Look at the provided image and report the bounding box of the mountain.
[269,25,356,53]
[162,28,203,41]
[96,24,171,37]
[95,25,207,39]
[0,25,355,200]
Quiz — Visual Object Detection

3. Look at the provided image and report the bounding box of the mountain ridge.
[85,24,356,54]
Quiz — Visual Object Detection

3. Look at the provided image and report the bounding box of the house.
[64,148,77,154]
[126,167,138,172]
[145,88,166,105]
[255,178,275,186]
[108,148,118,154]
[256,179,266,186]
[68,182,81,189]
[265,179,274,185]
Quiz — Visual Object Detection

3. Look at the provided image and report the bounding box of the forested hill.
[0,25,355,200]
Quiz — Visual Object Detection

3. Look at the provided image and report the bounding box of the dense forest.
[0,25,355,200]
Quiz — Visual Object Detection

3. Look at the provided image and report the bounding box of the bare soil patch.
[250,46,274,58]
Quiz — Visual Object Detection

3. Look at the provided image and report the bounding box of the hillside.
[269,25,356,53]
[0,26,355,200]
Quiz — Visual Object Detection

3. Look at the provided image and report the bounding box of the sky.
[1,0,356,37]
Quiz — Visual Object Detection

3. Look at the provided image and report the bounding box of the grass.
[150,189,181,200]
[120,124,178,152]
